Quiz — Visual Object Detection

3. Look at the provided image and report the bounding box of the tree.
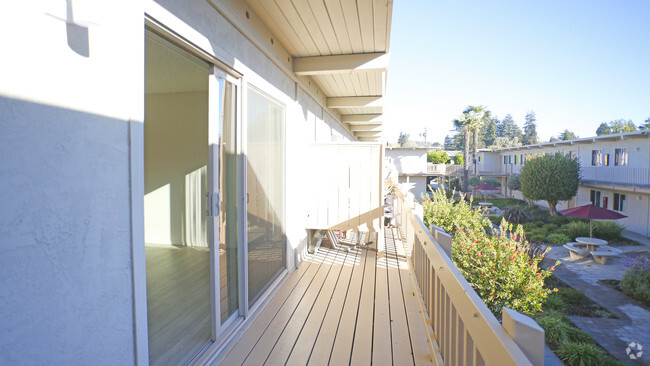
[607,119,637,134]
[427,150,450,164]
[522,111,538,145]
[453,106,485,192]
[549,136,559,142]
[454,153,464,165]
[397,132,409,146]
[444,131,464,150]
[508,174,521,191]
[596,122,611,136]
[519,153,580,216]
[638,117,650,130]
[492,136,520,148]
[479,117,498,147]
[497,114,523,141]
[558,129,577,141]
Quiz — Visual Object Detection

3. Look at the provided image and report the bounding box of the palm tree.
[454,106,486,192]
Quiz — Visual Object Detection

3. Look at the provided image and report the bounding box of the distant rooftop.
[492,130,650,152]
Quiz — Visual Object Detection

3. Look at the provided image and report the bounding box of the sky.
[383,0,650,145]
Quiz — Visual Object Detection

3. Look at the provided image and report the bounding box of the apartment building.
[481,131,650,236]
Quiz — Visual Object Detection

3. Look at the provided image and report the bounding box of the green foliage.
[508,175,521,191]
[543,293,567,312]
[452,222,556,318]
[557,287,588,306]
[596,122,611,136]
[557,343,607,366]
[427,150,450,164]
[422,189,555,318]
[397,132,409,146]
[469,177,501,188]
[530,234,547,243]
[536,315,571,344]
[502,206,531,224]
[593,221,624,240]
[421,188,491,235]
[454,153,464,165]
[546,233,570,244]
[558,129,578,140]
[487,215,501,225]
[488,198,527,208]
[522,111,538,145]
[549,215,571,225]
[565,221,590,239]
[601,119,637,134]
[519,153,580,215]
[621,269,650,304]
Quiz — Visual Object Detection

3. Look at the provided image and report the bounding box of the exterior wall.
[491,134,650,237]
[0,1,142,364]
[1,0,362,364]
[478,151,501,173]
[398,176,428,199]
[385,148,428,174]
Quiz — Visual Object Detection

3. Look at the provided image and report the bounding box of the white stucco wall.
[385,148,428,175]
[0,1,142,364]
[398,176,428,200]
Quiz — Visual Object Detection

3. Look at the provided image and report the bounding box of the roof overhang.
[245,0,393,142]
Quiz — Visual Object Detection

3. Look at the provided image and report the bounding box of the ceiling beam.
[357,136,380,142]
[354,131,383,138]
[327,96,383,108]
[293,52,389,75]
[342,114,382,124]
[349,123,382,132]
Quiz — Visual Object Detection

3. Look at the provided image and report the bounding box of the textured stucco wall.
[0,1,141,364]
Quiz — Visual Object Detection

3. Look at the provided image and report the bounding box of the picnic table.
[575,237,607,252]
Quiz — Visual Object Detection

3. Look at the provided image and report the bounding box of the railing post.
[502,308,545,366]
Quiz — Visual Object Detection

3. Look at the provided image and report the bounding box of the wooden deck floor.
[218,228,433,365]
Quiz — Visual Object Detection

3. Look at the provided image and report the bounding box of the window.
[514,155,518,165]
[590,190,601,207]
[615,148,628,166]
[604,154,609,166]
[503,156,507,164]
[602,196,608,209]
[613,193,626,211]
[591,150,602,166]
[520,154,523,165]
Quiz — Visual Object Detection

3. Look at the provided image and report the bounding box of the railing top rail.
[394,188,532,366]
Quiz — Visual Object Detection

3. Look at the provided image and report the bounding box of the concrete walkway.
[545,238,650,365]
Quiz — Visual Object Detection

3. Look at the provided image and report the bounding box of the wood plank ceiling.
[246,0,393,142]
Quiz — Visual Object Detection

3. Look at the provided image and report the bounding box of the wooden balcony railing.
[393,188,541,365]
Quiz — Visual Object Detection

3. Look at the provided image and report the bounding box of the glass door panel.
[144,30,211,365]
[247,87,286,305]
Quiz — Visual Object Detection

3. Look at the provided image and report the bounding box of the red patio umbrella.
[558,204,627,238]
[472,184,499,191]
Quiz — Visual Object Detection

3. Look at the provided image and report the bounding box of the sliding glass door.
[246,87,286,305]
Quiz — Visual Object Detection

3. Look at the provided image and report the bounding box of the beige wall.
[144,91,209,246]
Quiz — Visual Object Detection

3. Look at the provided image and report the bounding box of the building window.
[514,155,518,165]
[520,154,523,165]
[503,156,507,164]
[590,190,601,207]
[591,150,602,166]
[614,148,628,166]
[604,154,609,166]
[613,193,626,212]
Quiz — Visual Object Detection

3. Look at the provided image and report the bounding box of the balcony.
[581,166,650,191]
[217,188,542,365]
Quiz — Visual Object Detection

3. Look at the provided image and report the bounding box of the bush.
[502,206,531,224]
[593,221,624,240]
[620,269,650,305]
[565,221,590,240]
[546,233,570,244]
[565,326,595,344]
[536,315,571,344]
[557,342,607,366]
[469,177,501,188]
[454,153,464,165]
[530,234,546,243]
[550,215,571,225]
[452,222,557,318]
[543,293,567,312]
[421,188,491,235]
[427,150,450,164]
[508,174,521,191]
[487,215,501,225]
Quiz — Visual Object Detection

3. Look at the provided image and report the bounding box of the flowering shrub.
[625,253,650,271]
[452,221,557,318]
[421,188,491,235]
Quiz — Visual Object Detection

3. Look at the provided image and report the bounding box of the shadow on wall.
[0,96,136,364]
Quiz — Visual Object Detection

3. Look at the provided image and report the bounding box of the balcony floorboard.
[219,229,433,365]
